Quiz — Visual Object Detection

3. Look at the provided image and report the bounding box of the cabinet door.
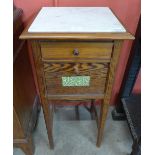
[43,62,109,99]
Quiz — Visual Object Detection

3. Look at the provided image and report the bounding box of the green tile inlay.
[62,76,90,87]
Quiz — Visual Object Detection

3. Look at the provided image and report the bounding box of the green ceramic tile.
[62,76,90,87]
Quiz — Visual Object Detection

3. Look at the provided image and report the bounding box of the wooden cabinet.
[20,7,134,149]
[13,7,40,155]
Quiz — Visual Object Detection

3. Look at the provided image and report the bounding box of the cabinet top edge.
[20,31,134,40]
[20,7,135,40]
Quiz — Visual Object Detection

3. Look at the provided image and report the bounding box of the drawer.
[40,42,113,61]
[43,62,109,98]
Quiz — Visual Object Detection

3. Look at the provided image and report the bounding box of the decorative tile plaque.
[62,76,90,87]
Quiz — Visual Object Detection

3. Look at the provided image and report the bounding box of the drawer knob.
[73,48,79,56]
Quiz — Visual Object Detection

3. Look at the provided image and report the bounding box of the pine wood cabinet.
[20,7,134,149]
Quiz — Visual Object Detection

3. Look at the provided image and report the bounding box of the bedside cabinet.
[13,6,40,155]
[20,7,134,149]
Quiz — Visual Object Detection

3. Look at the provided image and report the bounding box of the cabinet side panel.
[14,42,36,136]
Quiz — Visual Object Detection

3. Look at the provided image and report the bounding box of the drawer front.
[41,42,113,61]
[43,62,109,97]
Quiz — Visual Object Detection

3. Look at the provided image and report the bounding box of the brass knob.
[73,48,79,56]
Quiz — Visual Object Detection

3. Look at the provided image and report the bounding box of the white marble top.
[28,7,126,33]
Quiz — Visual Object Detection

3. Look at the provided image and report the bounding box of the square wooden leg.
[42,99,54,149]
[96,103,109,147]
[21,137,34,155]
[75,105,80,120]
[14,137,34,155]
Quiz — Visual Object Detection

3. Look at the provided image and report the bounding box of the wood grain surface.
[41,42,113,60]
[43,62,109,97]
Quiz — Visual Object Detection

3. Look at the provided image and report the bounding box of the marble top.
[28,7,126,33]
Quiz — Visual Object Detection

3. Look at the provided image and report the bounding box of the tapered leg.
[20,137,34,155]
[90,100,95,120]
[42,99,54,149]
[91,99,99,128]
[75,105,80,120]
[31,41,54,149]
[96,103,109,147]
[96,41,123,147]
